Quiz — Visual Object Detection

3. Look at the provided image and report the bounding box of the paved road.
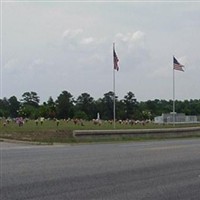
[1,139,200,200]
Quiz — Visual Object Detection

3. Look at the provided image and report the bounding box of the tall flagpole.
[173,59,176,126]
[113,43,116,129]
[173,56,184,126]
[172,56,184,126]
[113,43,119,129]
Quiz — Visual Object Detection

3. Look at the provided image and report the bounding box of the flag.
[113,46,119,71]
[173,56,184,71]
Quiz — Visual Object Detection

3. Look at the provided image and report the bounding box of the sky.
[1,0,200,103]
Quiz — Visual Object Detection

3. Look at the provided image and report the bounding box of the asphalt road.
[1,139,200,200]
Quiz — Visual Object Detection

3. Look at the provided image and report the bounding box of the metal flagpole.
[173,56,176,126]
[172,56,185,126]
[113,43,116,129]
[173,68,175,125]
[112,43,119,129]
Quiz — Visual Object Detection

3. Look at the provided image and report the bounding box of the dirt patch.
[0,130,74,143]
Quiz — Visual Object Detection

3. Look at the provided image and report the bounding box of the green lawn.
[1,119,200,143]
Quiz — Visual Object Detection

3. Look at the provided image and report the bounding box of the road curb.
[73,127,200,138]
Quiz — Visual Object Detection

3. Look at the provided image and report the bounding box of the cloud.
[80,37,94,45]
[62,29,83,39]
[61,29,96,49]
[131,31,145,42]
[115,31,145,44]
[114,31,146,55]
[62,29,105,47]
[113,31,149,70]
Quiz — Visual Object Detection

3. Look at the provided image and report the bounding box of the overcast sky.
[1,1,200,103]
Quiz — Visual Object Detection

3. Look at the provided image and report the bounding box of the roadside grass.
[0,119,200,143]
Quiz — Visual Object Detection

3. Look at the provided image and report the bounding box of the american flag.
[173,56,184,72]
[113,46,119,71]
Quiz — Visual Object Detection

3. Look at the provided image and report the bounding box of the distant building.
[154,113,198,124]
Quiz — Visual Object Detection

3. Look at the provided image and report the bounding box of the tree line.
[1,91,200,120]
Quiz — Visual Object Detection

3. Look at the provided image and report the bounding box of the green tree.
[38,97,57,119]
[123,91,138,119]
[21,91,40,107]
[19,92,40,118]
[56,91,74,119]
[0,98,9,118]
[74,110,88,120]
[18,104,39,119]
[116,100,126,120]
[75,93,96,119]
[39,103,48,118]
[46,96,56,119]
[101,91,117,120]
[8,96,20,118]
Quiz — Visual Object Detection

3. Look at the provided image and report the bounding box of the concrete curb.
[73,127,200,137]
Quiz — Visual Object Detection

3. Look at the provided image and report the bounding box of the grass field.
[1,119,200,143]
